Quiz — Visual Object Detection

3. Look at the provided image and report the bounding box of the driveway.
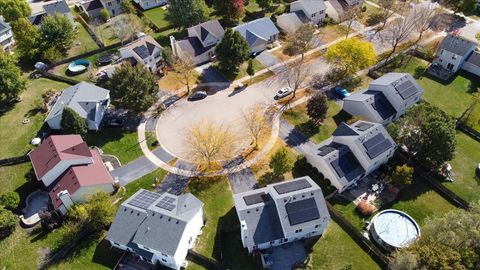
[223,157,258,193]
[256,51,280,69]
[195,63,228,83]
[157,160,196,195]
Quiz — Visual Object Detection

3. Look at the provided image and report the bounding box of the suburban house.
[342,73,424,125]
[277,0,327,34]
[133,0,166,10]
[306,121,396,192]
[28,135,114,215]
[0,19,14,52]
[430,34,480,79]
[79,0,124,18]
[233,18,280,55]
[325,0,365,22]
[45,82,110,131]
[170,20,225,65]
[233,176,330,263]
[28,0,75,26]
[106,189,204,270]
[276,13,306,34]
[119,34,164,73]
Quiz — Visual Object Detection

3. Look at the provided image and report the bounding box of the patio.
[345,174,397,214]
[426,63,454,81]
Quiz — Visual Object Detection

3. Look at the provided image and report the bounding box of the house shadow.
[258,172,284,187]
[15,168,43,214]
[292,157,336,196]
[332,110,352,126]
[91,238,123,268]
[282,127,309,147]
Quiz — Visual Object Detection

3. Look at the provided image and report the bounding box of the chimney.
[170,36,178,57]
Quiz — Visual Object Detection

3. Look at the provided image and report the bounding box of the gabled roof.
[28,135,93,180]
[121,35,163,63]
[48,148,113,209]
[189,20,224,42]
[292,0,327,15]
[466,51,480,67]
[439,34,477,56]
[277,13,304,30]
[106,189,203,256]
[233,18,279,47]
[45,82,110,123]
[176,37,216,57]
[0,19,11,33]
[81,0,103,12]
[43,0,71,15]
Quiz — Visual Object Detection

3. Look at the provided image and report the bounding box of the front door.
[447,63,454,71]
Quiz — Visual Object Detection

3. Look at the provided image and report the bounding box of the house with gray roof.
[0,19,14,52]
[79,0,124,18]
[106,189,204,270]
[133,0,166,10]
[29,0,75,27]
[234,176,330,260]
[233,18,280,55]
[306,121,396,192]
[170,20,225,65]
[119,34,164,73]
[431,34,479,79]
[325,0,364,22]
[342,73,424,125]
[290,0,326,25]
[45,82,110,130]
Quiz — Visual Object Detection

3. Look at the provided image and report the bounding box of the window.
[162,258,167,263]
[295,229,303,233]
[452,55,457,60]
[117,0,120,3]
[270,241,275,245]
[315,225,319,228]
[162,252,168,257]
[108,2,112,6]
[311,14,315,18]
[144,247,149,250]
[253,245,258,249]
[283,238,288,243]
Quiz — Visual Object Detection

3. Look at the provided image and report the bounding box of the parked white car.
[274,87,293,100]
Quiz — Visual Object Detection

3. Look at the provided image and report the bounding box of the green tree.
[440,0,477,15]
[215,28,250,73]
[257,0,272,10]
[121,0,136,14]
[39,14,75,60]
[0,0,31,22]
[0,51,27,102]
[60,107,88,137]
[167,0,208,29]
[100,8,110,22]
[325,38,376,77]
[307,92,329,126]
[388,164,413,186]
[0,192,20,211]
[246,59,255,77]
[0,206,17,235]
[269,147,295,176]
[214,0,244,22]
[10,18,41,61]
[389,103,456,170]
[108,63,158,113]
[284,23,316,59]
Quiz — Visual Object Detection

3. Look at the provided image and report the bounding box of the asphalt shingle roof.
[293,0,327,14]
[439,34,477,56]
[233,18,279,47]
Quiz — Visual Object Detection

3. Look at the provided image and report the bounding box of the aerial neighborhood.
[0,0,479,270]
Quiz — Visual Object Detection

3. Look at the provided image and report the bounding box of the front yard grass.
[215,58,266,81]
[158,69,200,92]
[283,100,350,144]
[309,221,381,270]
[143,6,170,29]
[85,130,142,165]
[444,132,480,203]
[69,22,100,57]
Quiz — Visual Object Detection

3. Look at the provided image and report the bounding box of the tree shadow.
[258,172,285,187]
[30,226,51,243]
[413,66,426,80]
[292,157,336,196]
[15,169,42,213]
[332,110,352,126]
[0,99,19,117]
[92,238,123,268]
[294,121,319,140]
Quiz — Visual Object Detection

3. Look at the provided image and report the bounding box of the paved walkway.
[223,157,258,194]
[156,160,196,195]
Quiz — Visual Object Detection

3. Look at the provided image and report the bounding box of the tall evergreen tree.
[167,0,208,29]
[215,28,249,72]
[60,108,88,137]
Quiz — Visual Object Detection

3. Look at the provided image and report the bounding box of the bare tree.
[284,23,316,60]
[381,13,416,62]
[110,14,144,44]
[173,54,197,94]
[185,120,237,166]
[343,6,362,38]
[284,58,310,99]
[411,3,439,47]
[372,0,399,37]
[241,103,269,149]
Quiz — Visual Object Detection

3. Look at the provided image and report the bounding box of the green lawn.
[283,100,351,144]
[144,6,170,29]
[330,197,366,231]
[85,130,142,165]
[394,57,479,118]
[444,132,480,203]
[154,28,187,47]
[93,23,121,46]
[215,58,266,81]
[309,222,380,270]
[69,22,100,57]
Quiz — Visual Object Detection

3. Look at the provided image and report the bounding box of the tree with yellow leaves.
[324,38,376,77]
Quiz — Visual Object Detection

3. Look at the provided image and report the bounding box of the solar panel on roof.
[155,195,176,211]
[394,80,417,100]
[330,151,362,181]
[363,133,393,159]
[369,91,396,120]
[133,45,150,59]
[273,179,312,194]
[128,190,162,209]
[243,192,270,206]
[354,122,374,132]
[286,198,320,226]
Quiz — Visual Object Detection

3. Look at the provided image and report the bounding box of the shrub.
[269,147,295,176]
[365,13,384,26]
[0,192,20,211]
[100,8,110,22]
[0,206,17,237]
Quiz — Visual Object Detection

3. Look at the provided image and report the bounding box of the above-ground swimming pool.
[369,209,421,251]
[67,59,90,74]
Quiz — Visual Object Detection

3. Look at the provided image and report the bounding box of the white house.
[28,135,114,214]
[233,176,330,259]
[462,50,480,76]
[276,12,305,34]
[119,34,164,73]
[133,0,166,10]
[45,82,110,131]
[343,73,424,125]
[0,19,14,52]
[306,121,396,193]
[233,18,280,54]
[290,0,327,25]
[79,0,124,18]
[29,0,75,27]
[171,20,225,65]
[325,0,364,22]
[106,189,204,270]
[431,34,479,79]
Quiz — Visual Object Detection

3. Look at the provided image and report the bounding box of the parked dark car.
[187,91,207,101]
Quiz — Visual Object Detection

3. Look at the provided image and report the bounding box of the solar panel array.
[243,192,270,206]
[330,151,363,181]
[133,45,150,59]
[273,179,312,194]
[155,196,176,211]
[286,198,320,226]
[354,122,374,132]
[363,133,393,159]
[394,80,417,100]
[127,190,162,209]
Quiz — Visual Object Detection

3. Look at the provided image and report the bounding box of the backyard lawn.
[85,130,143,165]
[143,6,170,29]
[444,132,480,203]
[283,100,350,144]
[69,22,100,57]
[309,222,381,270]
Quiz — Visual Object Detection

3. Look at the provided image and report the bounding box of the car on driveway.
[187,91,207,101]
[335,86,350,98]
[274,87,293,100]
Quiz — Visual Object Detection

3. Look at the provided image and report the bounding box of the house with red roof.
[28,135,114,215]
